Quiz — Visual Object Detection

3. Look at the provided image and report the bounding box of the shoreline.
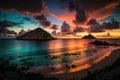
[27,47,113,74]
[42,48,120,80]
[0,48,120,80]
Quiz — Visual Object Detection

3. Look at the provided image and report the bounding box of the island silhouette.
[17,28,55,40]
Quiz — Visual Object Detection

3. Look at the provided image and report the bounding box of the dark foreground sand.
[0,48,120,80]
[45,48,120,80]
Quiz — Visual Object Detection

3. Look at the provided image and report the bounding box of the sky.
[0,0,120,36]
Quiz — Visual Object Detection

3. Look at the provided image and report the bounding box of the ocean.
[0,38,120,71]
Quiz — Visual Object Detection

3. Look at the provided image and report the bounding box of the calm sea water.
[0,38,120,68]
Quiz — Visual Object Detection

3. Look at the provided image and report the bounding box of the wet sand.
[41,48,120,80]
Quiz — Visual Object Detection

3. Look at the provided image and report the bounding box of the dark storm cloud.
[34,14,51,27]
[75,0,119,11]
[0,20,17,35]
[6,30,17,35]
[0,20,14,27]
[101,19,120,29]
[89,19,120,32]
[0,20,23,28]
[87,19,100,26]
[68,1,75,12]
[59,0,67,2]
[0,0,45,15]
[0,27,17,35]
[87,19,103,32]
[89,26,104,32]
[51,24,58,30]
[73,7,87,25]
[68,0,120,25]
[73,27,84,32]
[61,21,70,32]
[0,0,52,28]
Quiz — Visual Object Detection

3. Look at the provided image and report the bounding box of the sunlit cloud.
[49,9,76,22]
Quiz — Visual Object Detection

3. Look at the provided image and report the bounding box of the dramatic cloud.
[61,21,70,32]
[73,7,87,25]
[75,0,119,11]
[49,10,76,22]
[67,0,120,25]
[59,0,67,2]
[68,1,75,12]
[0,0,45,15]
[73,27,84,32]
[0,20,22,28]
[53,0,120,27]
[0,0,119,32]
[51,24,58,30]
[87,19,100,26]
[101,19,120,29]
[87,19,103,32]
[89,26,104,32]
[34,14,51,27]
[0,20,14,28]
[89,19,120,32]
[6,30,17,35]
[0,0,51,28]
[0,20,17,35]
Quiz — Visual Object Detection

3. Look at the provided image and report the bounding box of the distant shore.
[43,48,120,80]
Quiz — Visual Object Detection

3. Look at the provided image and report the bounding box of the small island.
[82,34,96,39]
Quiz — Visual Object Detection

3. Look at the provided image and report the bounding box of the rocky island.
[16,28,56,40]
[90,40,120,46]
[82,34,96,39]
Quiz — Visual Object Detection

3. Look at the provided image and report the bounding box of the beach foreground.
[0,47,120,80]
[44,48,120,80]
[0,48,120,80]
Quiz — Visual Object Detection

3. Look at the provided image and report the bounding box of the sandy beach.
[40,48,120,80]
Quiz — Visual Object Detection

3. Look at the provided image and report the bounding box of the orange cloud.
[49,10,76,22]
[48,2,119,32]
[88,2,119,21]
[96,14,112,20]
